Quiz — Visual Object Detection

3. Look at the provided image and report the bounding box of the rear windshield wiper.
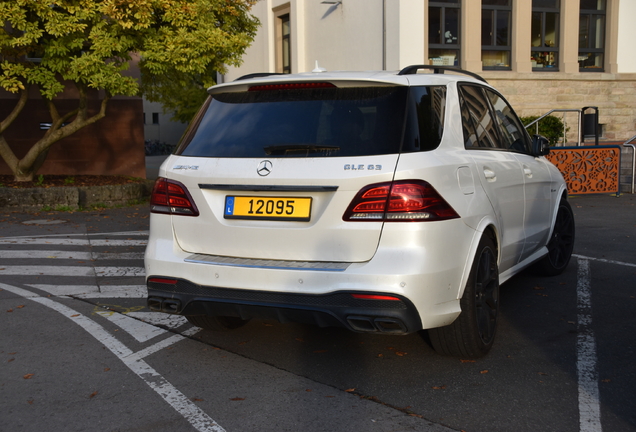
[264,144,340,156]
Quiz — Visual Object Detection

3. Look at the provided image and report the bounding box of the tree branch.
[0,87,29,135]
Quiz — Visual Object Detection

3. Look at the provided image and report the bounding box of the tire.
[186,315,250,331]
[535,199,575,276]
[428,235,500,358]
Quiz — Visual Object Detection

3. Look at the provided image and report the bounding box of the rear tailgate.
[166,155,399,262]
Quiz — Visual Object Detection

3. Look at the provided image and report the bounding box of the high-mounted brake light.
[150,178,199,216]
[248,82,336,91]
[343,180,459,222]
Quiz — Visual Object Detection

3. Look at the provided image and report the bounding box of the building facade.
[225,0,636,141]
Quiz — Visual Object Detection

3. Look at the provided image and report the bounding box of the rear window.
[177,85,445,158]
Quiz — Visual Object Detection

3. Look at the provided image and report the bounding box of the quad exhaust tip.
[347,316,407,334]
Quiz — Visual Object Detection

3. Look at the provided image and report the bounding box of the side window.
[485,90,531,153]
[403,86,447,153]
[458,85,499,149]
[459,91,480,148]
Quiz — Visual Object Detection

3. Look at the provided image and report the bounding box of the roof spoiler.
[398,65,487,84]
[234,72,287,82]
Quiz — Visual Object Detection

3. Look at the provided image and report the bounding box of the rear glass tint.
[177,85,445,158]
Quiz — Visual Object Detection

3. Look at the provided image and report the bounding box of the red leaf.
[23,373,34,379]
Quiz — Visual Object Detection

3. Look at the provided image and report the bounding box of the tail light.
[150,178,199,216]
[343,180,459,222]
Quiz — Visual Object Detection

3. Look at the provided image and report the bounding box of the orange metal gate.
[545,145,621,196]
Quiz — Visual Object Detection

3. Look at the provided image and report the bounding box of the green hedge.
[521,115,568,146]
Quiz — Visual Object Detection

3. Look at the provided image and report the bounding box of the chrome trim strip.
[184,253,351,272]
[199,184,338,192]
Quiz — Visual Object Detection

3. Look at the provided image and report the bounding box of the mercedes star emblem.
[257,160,273,176]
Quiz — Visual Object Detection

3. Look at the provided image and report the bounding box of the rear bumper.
[147,277,422,334]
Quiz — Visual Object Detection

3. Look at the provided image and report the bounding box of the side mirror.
[532,135,550,156]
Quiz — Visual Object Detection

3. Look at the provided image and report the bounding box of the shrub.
[521,115,568,146]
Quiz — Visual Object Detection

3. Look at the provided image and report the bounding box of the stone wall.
[482,72,636,142]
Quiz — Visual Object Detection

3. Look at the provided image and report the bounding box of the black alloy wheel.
[429,235,500,358]
[536,199,575,276]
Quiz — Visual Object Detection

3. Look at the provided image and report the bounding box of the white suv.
[144,65,575,358]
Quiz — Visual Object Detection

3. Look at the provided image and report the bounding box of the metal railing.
[523,109,583,146]
[624,135,636,194]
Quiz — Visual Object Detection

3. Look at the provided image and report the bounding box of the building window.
[531,0,560,71]
[280,14,291,74]
[428,1,460,67]
[152,113,159,125]
[579,0,605,72]
[482,0,512,70]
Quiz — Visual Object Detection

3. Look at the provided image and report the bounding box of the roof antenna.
[312,61,327,73]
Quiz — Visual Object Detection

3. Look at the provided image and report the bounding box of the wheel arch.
[456,217,500,300]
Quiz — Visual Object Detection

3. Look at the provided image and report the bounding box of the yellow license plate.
[224,196,312,221]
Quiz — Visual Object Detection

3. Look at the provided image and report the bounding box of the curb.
[0,180,155,211]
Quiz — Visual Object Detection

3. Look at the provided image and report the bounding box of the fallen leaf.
[460,359,476,363]
[538,372,548,376]
[27,399,34,405]
[395,351,407,356]
[103,368,110,372]
[601,379,611,383]
[306,389,312,392]
[480,370,489,374]
[432,386,446,390]
[376,354,383,357]
[88,391,98,399]
[409,413,423,418]
[6,309,13,313]
[192,398,204,401]
[229,397,245,401]
[23,373,34,379]
[8,358,15,363]
[345,388,356,392]
[17,305,25,309]
[71,314,80,317]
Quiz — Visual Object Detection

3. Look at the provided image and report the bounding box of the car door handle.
[483,168,496,182]
[523,166,533,178]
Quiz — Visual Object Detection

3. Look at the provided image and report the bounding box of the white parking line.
[0,250,145,260]
[573,254,636,268]
[0,238,147,246]
[0,266,145,277]
[0,283,224,432]
[576,258,602,432]
[27,284,147,298]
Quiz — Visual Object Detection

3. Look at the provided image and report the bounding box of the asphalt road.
[1,194,634,432]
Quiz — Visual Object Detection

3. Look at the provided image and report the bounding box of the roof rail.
[398,65,488,83]
[234,72,287,82]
